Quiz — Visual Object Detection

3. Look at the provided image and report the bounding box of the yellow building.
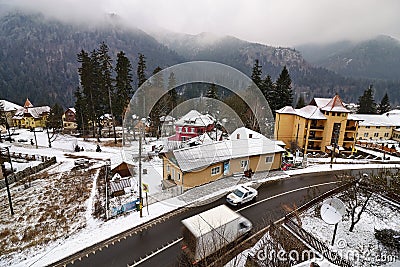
[0,100,22,129]
[161,127,284,189]
[355,114,394,141]
[12,99,50,129]
[275,95,360,155]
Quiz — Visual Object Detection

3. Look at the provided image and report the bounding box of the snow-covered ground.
[1,129,399,266]
[301,194,400,267]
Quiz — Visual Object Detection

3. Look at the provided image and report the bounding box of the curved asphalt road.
[65,171,340,267]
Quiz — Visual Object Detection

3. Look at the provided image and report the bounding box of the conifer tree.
[47,103,64,130]
[206,83,218,99]
[250,59,263,88]
[98,42,115,140]
[263,75,277,112]
[137,53,147,88]
[167,72,178,113]
[378,93,391,114]
[152,66,163,89]
[357,85,377,114]
[77,49,97,137]
[295,94,306,109]
[114,51,133,124]
[275,66,293,109]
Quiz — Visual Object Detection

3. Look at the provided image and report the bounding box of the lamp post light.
[0,144,14,215]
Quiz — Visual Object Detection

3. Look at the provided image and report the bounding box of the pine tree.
[114,51,133,124]
[357,85,377,114]
[77,49,98,138]
[152,66,163,89]
[47,103,64,130]
[74,87,89,136]
[263,75,277,112]
[167,72,178,113]
[275,66,293,109]
[378,93,391,114]
[295,94,306,109]
[97,43,115,141]
[206,83,218,99]
[250,59,263,88]
[137,53,147,88]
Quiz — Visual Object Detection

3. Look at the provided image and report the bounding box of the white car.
[226,185,258,206]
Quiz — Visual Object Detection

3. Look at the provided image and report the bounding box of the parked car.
[226,185,257,206]
[18,138,28,143]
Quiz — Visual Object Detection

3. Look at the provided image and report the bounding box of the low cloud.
[2,0,400,46]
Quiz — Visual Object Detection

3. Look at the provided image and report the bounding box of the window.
[211,166,220,175]
[249,134,253,138]
[342,113,346,117]
[237,133,240,139]
[178,127,182,132]
[181,136,187,141]
[364,133,369,137]
[241,160,249,169]
[384,133,389,137]
[386,126,391,129]
[177,173,181,181]
[374,133,379,137]
[167,164,170,172]
[191,128,195,133]
[172,169,175,179]
[265,156,273,163]
[366,126,370,129]
[376,126,381,129]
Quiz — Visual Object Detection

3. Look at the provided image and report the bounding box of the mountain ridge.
[0,12,399,108]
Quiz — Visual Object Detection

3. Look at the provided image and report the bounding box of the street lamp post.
[1,145,14,215]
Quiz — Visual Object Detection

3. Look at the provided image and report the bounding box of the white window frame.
[364,133,369,137]
[167,164,170,172]
[211,166,220,175]
[374,133,379,137]
[265,156,273,163]
[241,160,249,169]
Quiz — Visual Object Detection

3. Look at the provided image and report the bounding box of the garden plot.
[301,194,400,266]
[0,165,98,264]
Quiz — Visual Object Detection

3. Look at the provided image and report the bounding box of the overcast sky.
[3,0,400,46]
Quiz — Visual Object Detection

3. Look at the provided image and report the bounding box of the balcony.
[345,126,357,131]
[310,125,324,131]
[308,136,323,141]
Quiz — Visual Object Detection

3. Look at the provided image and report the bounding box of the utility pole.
[138,124,143,218]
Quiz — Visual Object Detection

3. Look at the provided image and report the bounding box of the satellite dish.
[320,198,345,225]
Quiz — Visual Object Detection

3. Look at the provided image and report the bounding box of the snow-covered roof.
[175,110,214,127]
[320,95,350,113]
[311,98,331,108]
[355,114,395,127]
[277,105,326,120]
[347,114,363,121]
[0,100,22,112]
[160,115,175,122]
[66,108,76,114]
[383,110,400,126]
[296,105,327,120]
[172,127,284,172]
[13,106,51,119]
[276,106,297,115]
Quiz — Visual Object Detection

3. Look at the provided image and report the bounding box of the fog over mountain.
[1,0,400,47]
